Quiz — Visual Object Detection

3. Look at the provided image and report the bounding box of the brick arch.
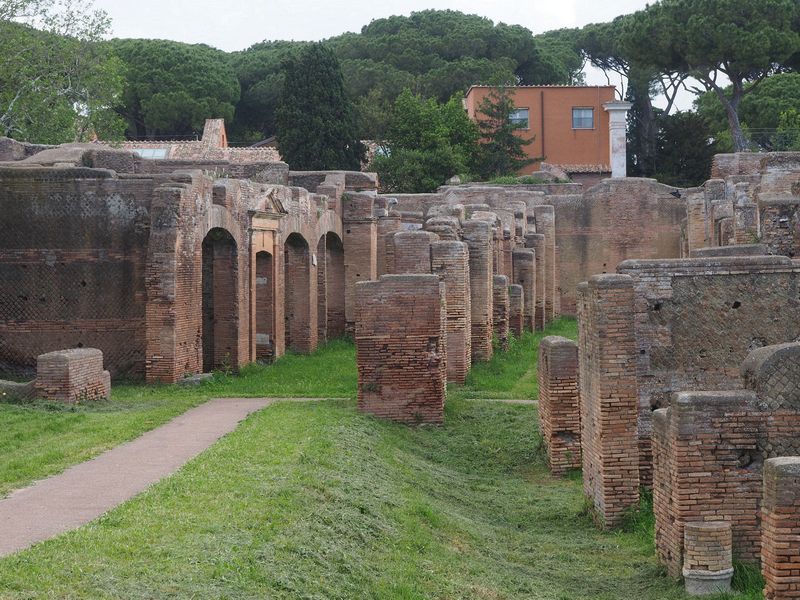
[284,232,316,353]
[315,232,346,343]
[201,227,240,371]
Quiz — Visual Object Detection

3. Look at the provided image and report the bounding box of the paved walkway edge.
[0,397,281,557]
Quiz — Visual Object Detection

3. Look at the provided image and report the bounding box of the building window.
[509,108,529,129]
[572,108,594,129]
[133,148,168,159]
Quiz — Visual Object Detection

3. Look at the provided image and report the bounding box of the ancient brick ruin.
[537,336,580,475]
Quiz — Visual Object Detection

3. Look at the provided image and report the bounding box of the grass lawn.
[0,320,761,599]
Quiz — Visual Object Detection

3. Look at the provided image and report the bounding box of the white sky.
[92,0,695,110]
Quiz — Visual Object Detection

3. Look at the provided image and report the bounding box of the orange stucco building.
[464,85,626,185]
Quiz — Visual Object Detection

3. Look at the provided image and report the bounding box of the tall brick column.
[525,233,547,330]
[533,206,558,321]
[463,220,493,362]
[762,457,800,600]
[538,336,580,475]
[355,274,446,424]
[343,193,377,333]
[431,241,471,384]
[508,284,524,338]
[577,274,639,529]
[492,275,510,351]
[512,249,536,331]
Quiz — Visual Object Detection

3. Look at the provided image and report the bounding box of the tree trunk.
[712,85,747,152]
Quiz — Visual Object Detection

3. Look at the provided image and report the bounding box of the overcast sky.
[93,0,694,109]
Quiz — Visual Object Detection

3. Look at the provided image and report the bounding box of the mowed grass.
[0,321,760,599]
[0,339,356,497]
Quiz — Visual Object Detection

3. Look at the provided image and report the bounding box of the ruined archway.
[255,250,274,362]
[284,232,316,353]
[202,228,239,371]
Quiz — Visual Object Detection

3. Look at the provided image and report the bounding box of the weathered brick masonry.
[577,274,639,528]
[512,249,536,331]
[508,284,524,338]
[762,457,800,600]
[492,275,509,351]
[538,336,581,475]
[617,256,800,487]
[34,348,110,403]
[463,220,494,363]
[431,241,471,384]
[355,275,446,424]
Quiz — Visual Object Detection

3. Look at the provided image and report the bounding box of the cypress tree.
[276,43,365,170]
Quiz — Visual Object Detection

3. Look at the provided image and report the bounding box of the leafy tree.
[370,90,478,193]
[107,39,239,139]
[473,84,535,180]
[535,28,586,85]
[0,0,124,143]
[654,111,718,187]
[695,73,800,150]
[775,108,800,151]
[276,43,365,170]
[622,0,800,152]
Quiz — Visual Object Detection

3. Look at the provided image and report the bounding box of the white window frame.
[572,107,595,130]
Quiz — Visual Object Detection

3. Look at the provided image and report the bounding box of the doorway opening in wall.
[202,228,238,372]
[284,232,311,353]
[317,232,346,344]
[255,250,274,363]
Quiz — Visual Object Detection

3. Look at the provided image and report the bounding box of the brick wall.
[652,391,763,578]
[0,168,153,378]
[463,220,494,363]
[762,457,800,600]
[392,231,438,274]
[577,274,639,528]
[492,275,509,351]
[617,256,800,486]
[377,216,402,276]
[355,275,446,424]
[34,348,110,403]
[538,336,581,475]
[431,241,471,384]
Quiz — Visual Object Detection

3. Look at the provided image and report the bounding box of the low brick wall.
[538,336,580,475]
[355,275,446,424]
[34,348,110,403]
[762,457,800,600]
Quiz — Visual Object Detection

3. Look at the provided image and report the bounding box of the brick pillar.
[733,182,759,246]
[652,391,763,578]
[343,193,377,333]
[508,284,524,338]
[392,230,438,274]
[578,274,639,529]
[35,348,111,403]
[538,336,580,475]
[533,206,558,321]
[512,249,536,331]
[355,274,446,424]
[492,275,509,352]
[463,220,493,363]
[762,457,800,600]
[316,235,327,345]
[377,215,402,276]
[525,233,547,330]
[431,241,471,384]
[682,522,733,596]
